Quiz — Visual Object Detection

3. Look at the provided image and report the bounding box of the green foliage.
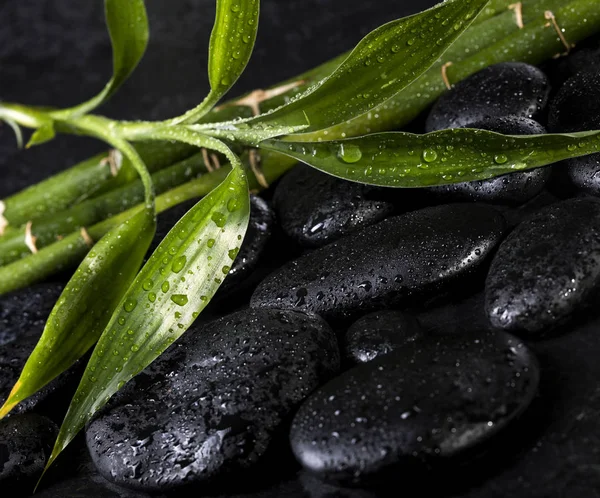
[262,129,600,187]
[45,166,250,473]
[1,0,600,483]
[0,207,156,418]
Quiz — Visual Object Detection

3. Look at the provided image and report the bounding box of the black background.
[0,0,438,198]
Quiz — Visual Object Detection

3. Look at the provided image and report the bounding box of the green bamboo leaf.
[52,0,149,118]
[248,0,489,133]
[261,128,600,187]
[171,0,260,125]
[0,206,155,418]
[26,123,56,148]
[44,166,250,472]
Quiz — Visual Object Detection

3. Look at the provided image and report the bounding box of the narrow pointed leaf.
[261,129,600,187]
[52,0,149,118]
[26,123,56,148]
[173,0,260,124]
[0,207,156,418]
[248,0,489,133]
[46,166,250,469]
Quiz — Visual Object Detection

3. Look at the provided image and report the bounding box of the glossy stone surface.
[548,69,600,196]
[290,330,539,483]
[273,165,395,248]
[426,63,550,132]
[486,198,600,337]
[86,308,340,492]
[343,310,422,364]
[251,204,506,322]
[0,414,57,489]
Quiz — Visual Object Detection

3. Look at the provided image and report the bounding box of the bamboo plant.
[0,0,599,481]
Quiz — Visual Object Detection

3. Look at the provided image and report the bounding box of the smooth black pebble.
[289,330,539,483]
[456,314,600,498]
[251,203,506,322]
[343,310,422,364]
[486,198,600,337]
[0,282,63,346]
[0,414,57,489]
[272,164,395,248]
[426,62,550,132]
[86,308,340,492]
[548,69,600,196]
[0,283,79,419]
[425,117,551,204]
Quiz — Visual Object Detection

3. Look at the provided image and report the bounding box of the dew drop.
[422,149,438,163]
[494,154,508,164]
[337,144,363,164]
[171,294,189,306]
[148,292,157,303]
[124,299,137,313]
[161,281,170,293]
[172,255,187,273]
[142,279,153,291]
[211,212,227,228]
[227,197,241,212]
[228,247,239,260]
[222,265,231,275]
[207,238,216,248]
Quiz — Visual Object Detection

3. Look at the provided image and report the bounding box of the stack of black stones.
[3,37,600,498]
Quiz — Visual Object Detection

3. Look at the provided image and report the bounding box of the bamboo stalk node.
[508,3,524,29]
[544,11,575,57]
[0,201,8,236]
[210,153,221,170]
[100,149,123,177]
[217,80,306,116]
[441,62,454,90]
[24,221,38,254]
[249,149,269,188]
[80,227,94,248]
[201,148,215,172]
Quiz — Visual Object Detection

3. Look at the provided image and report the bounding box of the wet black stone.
[343,310,422,364]
[86,308,340,492]
[251,204,506,322]
[0,283,80,419]
[425,117,551,205]
[455,314,600,498]
[426,63,550,132]
[0,413,57,489]
[548,69,600,196]
[485,198,600,337]
[0,282,64,346]
[272,164,395,248]
[149,195,275,294]
[289,330,539,484]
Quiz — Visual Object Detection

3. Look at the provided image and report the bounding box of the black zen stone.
[0,283,80,420]
[455,315,600,498]
[289,330,539,484]
[548,69,600,196]
[485,198,600,337]
[251,204,506,322]
[343,310,422,364]
[0,282,64,346]
[425,117,551,204]
[0,414,57,489]
[86,308,340,492]
[272,164,395,248]
[425,62,550,132]
[149,195,274,294]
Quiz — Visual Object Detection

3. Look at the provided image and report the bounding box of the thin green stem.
[165,90,221,126]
